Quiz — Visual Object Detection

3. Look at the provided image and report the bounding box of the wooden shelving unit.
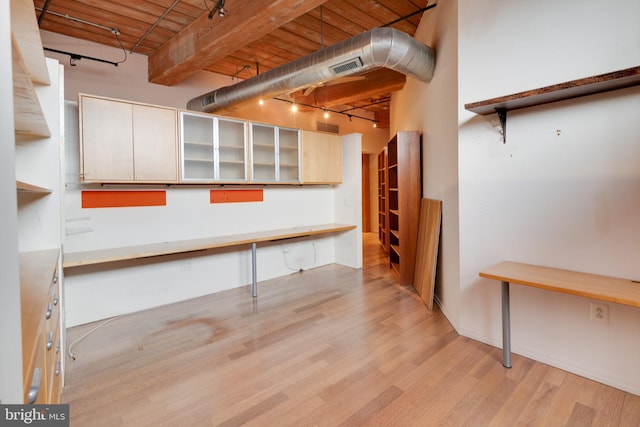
[385,131,422,286]
[4,0,64,404]
[377,147,388,253]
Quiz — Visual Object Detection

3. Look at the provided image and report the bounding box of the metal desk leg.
[501,280,512,368]
[251,242,257,297]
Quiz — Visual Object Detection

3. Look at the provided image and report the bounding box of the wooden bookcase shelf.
[378,131,422,286]
[377,147,388,253]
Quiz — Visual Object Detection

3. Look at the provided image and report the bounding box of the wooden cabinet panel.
[80,96,133,182]
[133,104,177,181]
[301,130,342,184]
[80,94,178,183]
[20,250,62,404]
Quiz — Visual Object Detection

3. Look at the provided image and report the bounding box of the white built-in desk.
[63,223,357,297]
[479,261,640,368]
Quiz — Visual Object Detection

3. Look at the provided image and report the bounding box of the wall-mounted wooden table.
[63,223,357,297]
[479,261,640,368]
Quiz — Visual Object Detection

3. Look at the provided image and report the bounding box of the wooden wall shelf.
[12,37,50,137]
[465,66,640,143]
[16,180,52,194]
[465,66,640,115]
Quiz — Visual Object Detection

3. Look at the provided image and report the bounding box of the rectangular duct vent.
[317,121,339,134]
[329,57,364,75]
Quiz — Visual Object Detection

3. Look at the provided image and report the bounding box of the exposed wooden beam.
[148,0,329,86]
[292,68,406,107]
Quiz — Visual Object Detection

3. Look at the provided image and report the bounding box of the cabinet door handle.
[45,303,52,320]
[53,294,59,306]
[53,274,58,284]
[27,368,42,403]
[55,361,61,376]
[46,331,54,351]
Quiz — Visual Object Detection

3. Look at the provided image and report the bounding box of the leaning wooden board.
[413,198,442,310]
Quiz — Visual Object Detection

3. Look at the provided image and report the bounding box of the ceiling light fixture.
[208,0,226,19]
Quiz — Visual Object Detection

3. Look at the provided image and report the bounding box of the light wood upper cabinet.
[79,94,178,183]
[132,104,178,181]
[301,130,343,184]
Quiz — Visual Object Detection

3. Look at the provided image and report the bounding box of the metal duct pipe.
[187,27,435,113]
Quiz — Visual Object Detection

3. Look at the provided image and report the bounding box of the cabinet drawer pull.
[55,361,61,376]
[53,293,59,306]
[56,341,60,354]
[27,368,42,403]
[45,303,52,320]
[46,331,54,351]
[53,274,58,284]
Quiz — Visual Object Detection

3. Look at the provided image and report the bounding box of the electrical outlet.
[590,302,609,324]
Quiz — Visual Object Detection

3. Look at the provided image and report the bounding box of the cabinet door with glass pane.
[217,117,248,181]
[250,123,300,183]
[181,112,215,181]
[180,111,247,183]
[278,127,300,182]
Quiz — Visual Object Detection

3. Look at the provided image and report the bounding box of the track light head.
[208,0,226,19]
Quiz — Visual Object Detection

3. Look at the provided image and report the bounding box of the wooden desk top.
[480,261,640,308]
[63,223,356,268]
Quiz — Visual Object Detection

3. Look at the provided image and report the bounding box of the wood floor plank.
[61,233,640,426]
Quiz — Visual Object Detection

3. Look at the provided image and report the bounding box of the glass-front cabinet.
[180,111,247,182]
[250,123,300,183]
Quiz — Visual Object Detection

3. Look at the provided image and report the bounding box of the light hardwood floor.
[62,233,640,426]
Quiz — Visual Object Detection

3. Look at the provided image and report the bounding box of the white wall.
[335,133,363,268]
[458,0,640,394]
[391,0,461,326]
[392,0,640,395]
[46,32,362,327]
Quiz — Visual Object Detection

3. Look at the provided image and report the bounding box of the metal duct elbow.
[187,27,435,113]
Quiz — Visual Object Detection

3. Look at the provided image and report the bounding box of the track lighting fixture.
[208,0,226,19]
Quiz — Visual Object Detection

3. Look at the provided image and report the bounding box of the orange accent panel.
[82,190,166,208]
[210,189,264,203]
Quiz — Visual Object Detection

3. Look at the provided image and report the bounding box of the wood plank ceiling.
[34,0,433,128]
